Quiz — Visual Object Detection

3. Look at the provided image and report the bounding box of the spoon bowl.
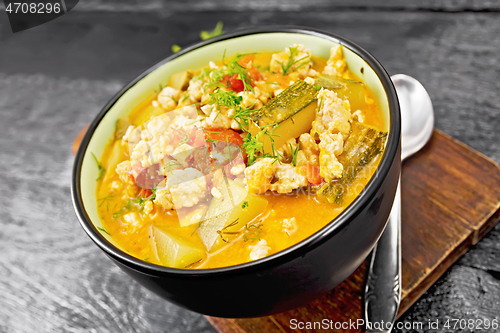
[392,74,435,160]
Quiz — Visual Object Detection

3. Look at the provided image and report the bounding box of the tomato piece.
[203,128,247,164]
[238,54,255,68]
[229,74,245,92]
[220,74,230,86]
[203,128,243,145]
[301,163,322,185]
[139,188,153,198]
[248,67,262,81]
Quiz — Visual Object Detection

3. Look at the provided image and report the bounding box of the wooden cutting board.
[206,130,500,333]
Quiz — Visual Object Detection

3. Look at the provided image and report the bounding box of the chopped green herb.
[243,222,263,242]
[191,220,203,236]
[180,93,190,103]
[144,257,150,261]
[231,104,256,128]
[97,194,114,211]
[318,96,324,111]
[97,226,111,236]
[225,53,255,92]
[242,201,249,209]
[279,46,311,76]
[200,21,224,40]
[290,142,300,166]
[193,67,213,81]
[164,160,182,174]
[242,131,265,165]
[241,125,283,165]
[202,128,221,134]
[171,44,181,53]
[210,89,243,111]
[91,152,106,181]
[174,128,190,147]
[113,199,135,219]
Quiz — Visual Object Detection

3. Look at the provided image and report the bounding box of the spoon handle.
[364,177,401,333]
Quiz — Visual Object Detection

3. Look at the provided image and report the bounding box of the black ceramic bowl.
[72,26,401,318]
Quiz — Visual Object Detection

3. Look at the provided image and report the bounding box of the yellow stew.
[95,45,387,269]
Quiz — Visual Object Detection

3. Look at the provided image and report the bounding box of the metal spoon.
[364,74,434,333]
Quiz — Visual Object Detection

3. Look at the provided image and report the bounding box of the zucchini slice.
[317,121,387,205]
[250,80,318,154]
[254,80,318,127]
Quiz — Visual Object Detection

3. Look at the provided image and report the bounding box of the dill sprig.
[200,21,224,41]
[230,103,256,128]
[171,44,181,53]
[112,200,134,219]
[112,187,157,219]
[164,160,181,175]
[318,96,324,111]
[193,68,213,81]
[97,226,111,236]
[97,194,114,211]
[243,222,263,242]
[210,89,243,111]
[242,130,265,165]
[225,54,255,92]
[290,142,300,166]
[91,152,106,181]
[280,46,311,76]
[241,124,284,166]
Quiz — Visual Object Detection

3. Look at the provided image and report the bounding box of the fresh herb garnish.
[318,96,324,111]
[180,93,190,103]
[290,142,300,166]
[193,67,214,81]
[242,131,265,165]
[225,53,255,92]
[98,194,114,211]
[164,160,181,174]
[243,222,263,242]
[112,187,157,219]
[200,21,224,40]
[280,46,311,76]
[174,128,190,147]
[210,89,243,111]
[242,201,249,209]
[97,226,111,236]
[231,104,255,128]
[241,124,283,166]
[171,44,181,53]
[91,152,106,181]
[202,128,221,134]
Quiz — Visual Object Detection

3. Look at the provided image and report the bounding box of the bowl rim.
[72,25,401,277]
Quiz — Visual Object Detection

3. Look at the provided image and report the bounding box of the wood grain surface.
[206,130,500,332]
[1,1,500,332]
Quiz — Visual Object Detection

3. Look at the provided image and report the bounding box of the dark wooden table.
[1,1,500,332]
